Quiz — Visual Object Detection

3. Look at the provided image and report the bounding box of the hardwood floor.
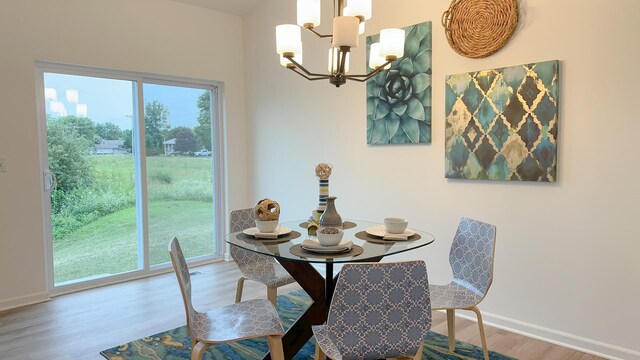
[0,261,601,360]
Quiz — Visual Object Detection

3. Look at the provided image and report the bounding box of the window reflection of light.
[50,101,68,116]
[45,88,57,101]
[66,89,79,104]
[76,104,88,117]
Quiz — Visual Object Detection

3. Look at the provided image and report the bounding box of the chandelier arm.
[344,59,395,80]
[304,27,333,39]
[290,68,332,81]
[286,57,332,78]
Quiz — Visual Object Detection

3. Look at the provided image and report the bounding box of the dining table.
[225,219,435,360]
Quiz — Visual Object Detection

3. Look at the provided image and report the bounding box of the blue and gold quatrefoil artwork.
[445,60,559,182]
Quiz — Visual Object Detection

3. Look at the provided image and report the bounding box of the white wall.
[0,0,250,309]
[244,0,640,358]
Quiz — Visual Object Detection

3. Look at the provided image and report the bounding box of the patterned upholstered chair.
[169,238,285,360]
[313,261,432,360]
[429,217,497,360]
[229,208,295,305]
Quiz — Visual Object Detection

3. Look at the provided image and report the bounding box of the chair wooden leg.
[314,342,326,360]
[471,306,490,360]
[235,277,245,303]
[191,341,209,360]
[446,309,456,352]
[267,285,277,305]
[266,335,285,360]
[413,342,424,360]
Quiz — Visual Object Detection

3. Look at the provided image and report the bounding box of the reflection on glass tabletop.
[225,219,435,264]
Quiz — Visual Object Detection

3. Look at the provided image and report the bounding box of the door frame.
[35,61,228,296]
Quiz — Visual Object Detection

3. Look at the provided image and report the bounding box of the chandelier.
[276,0,406,87]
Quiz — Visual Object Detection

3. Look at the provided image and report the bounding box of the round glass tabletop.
[225,219,435,264]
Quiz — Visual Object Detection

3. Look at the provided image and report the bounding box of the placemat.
[298,221,358,230]
[355,231,422,244]
[235,231,302,244]
[289,244,364,258]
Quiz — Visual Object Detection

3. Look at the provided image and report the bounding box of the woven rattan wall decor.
[442,0,519,58]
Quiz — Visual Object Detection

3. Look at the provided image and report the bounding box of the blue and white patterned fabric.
[313,261,431,360]
[430,217,496,310]
[229,209,295,287]
[169,238,284,343]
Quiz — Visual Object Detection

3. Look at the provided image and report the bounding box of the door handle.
[43,171,57,191]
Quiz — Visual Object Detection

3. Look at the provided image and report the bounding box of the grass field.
[52,155,216,284]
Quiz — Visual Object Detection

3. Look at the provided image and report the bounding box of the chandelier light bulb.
[276,24,302,55]
[380,28,405,59]
[297,0,321,27]
[328,48,350,73]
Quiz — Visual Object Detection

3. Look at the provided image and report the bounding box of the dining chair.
[229,208,295,305]
[169,237,285,360]
[313,261,431,360]
[429,217,497,360]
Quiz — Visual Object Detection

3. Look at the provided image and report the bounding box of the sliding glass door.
[38,65,223,289]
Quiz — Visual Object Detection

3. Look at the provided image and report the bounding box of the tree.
[194,91,212,150]
[58,116,96,145]
[95,122,123,140]
[47,119,94,192]
[168,126,198,153]
[144,100,170,155]
[121,129,133,152]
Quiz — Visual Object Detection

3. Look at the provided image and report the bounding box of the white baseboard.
[450,310,640,360]
[0,291,50,313]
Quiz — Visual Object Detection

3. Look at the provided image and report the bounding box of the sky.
[43,73,208,131]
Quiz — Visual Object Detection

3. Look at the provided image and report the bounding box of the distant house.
[163,138,176,155]
[94,139,126,155]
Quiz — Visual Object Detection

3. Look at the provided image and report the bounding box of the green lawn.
[52,155,216,284]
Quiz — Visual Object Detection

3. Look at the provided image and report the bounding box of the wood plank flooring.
[0,261,601,360]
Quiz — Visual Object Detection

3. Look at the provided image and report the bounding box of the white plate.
[242,226,292,237]
[365,225,415,238]
[301,239,352,253]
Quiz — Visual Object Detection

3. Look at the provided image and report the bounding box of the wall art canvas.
[445,60,559,181]
[366,21,432,144]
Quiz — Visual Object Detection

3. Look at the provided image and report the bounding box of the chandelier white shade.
[276,0,405,87]
[276,24,302,55]
[332,16,359,47]
[368,43,389,70]
[380,28,406,59]
[297,0,321,27]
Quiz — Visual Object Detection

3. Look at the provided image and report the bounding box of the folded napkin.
[301,239,353,252]
[383,232,410,241]
[254,231,279,239]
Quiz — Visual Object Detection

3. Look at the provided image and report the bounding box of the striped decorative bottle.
[314,179,329,222]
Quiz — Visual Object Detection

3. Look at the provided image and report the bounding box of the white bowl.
[317,227,344,246]
[384,218,408,234]
[255,220,279,233]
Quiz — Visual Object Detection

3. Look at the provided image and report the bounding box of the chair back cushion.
[230,208,255,233]
[169,238,196,324]
[450,217,497,298]
[229,208,279,279]
[327,261,431,359]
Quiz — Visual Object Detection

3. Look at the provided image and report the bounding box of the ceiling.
[170,0,263,16]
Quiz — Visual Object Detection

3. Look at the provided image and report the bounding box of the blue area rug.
[100,291,515,359]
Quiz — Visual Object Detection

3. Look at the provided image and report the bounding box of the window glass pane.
[143,83,216,266]
[44,72,138,285]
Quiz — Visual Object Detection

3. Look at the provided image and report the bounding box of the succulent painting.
[366,22,432,144]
